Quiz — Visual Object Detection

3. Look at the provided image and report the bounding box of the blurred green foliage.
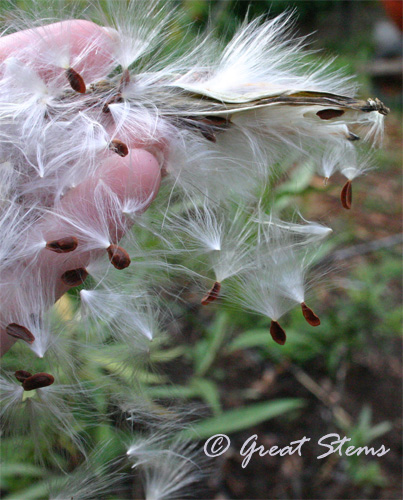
[0,1,401,498]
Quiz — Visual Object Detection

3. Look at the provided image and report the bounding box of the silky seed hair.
[0,372,90,460]
[0,1,388,497]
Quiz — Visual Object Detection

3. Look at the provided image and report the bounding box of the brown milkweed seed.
[120,68,131,86]
[102,94,124,113]
[347,132,360,141]
[301,302,321,326]
[201,281,221,305]
[109,139,129,157]
[200,129,217,143]
[15,370,33,383]
[61,268,88,287]
[107,244,131,270]
[46,236,78,253]
[316,109,345,120]
[196,116,230,142]
[202,116,230,127]
[340,180,352,210]
[270,320,286,345]
[6,323,35,343]
[66,67,86,93]
[22,372,55,391]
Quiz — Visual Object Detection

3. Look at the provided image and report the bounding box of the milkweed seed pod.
[0,2,388,497]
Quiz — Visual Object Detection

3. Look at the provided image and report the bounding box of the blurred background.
[0,1,401,499]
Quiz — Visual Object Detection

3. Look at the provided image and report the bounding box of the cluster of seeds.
[0,3,388,498]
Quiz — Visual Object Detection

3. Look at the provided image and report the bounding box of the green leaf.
[0,463,45,477]
[275,161,316,197]
[3,479,56,500]
[195,311,231,376]
[88,350,167,385]
[0,463,46,489]
[366,422,393,442]
[146,384,198,400]
[228,329,270,351]
[150,345,186,363]
[190,378,222,415]
[181,398,304,440]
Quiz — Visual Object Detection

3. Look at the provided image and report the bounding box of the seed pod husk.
[46,236,78,253]
[341,180,352,210]
[201,281,221,305]
[107,244,131,270]
[6,323,35,343]
[109,139,129,157]
[270,320,286,345]
[66,67,86,93]
[15,370,33,383]
[22,372,54,391]
[61,268,88,286]
[301,302,321,326]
